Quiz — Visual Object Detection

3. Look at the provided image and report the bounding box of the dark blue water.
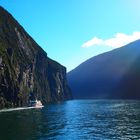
[0,100,140,140]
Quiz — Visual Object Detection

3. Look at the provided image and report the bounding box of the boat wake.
[0,106,43,113]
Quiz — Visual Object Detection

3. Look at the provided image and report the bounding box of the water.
[0,100,140,140]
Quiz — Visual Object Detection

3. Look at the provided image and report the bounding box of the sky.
[1,0,140,71]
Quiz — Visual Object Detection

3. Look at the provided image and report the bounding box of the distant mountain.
[0,7,72,109]
[67,39,140,99]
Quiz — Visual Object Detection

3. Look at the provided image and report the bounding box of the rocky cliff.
[0,7,72,109]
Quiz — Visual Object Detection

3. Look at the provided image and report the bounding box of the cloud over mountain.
[81,32,140,48]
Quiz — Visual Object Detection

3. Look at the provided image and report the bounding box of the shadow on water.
[0,108,44,140]
[0,100,140,140]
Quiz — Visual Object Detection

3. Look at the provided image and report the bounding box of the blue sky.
[1,0,140,71]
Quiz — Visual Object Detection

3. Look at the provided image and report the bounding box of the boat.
[0,100,44,113]
[28,100,44,108]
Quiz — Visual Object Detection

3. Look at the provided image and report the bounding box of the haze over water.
[0,100,140,140]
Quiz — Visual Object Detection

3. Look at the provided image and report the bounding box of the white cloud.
[81,32,140,48]
[81,37,103,48]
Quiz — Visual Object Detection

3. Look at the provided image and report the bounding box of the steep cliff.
[0,7,72,109]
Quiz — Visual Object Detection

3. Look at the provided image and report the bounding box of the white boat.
[0,100,44,113]
[29,100,44,108]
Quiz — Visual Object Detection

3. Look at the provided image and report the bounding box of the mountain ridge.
[70,39,140,73]
[68,39,140,99]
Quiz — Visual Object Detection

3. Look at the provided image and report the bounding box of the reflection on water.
[0,100,140,140]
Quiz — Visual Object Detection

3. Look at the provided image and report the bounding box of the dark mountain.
[67,39,140,99]
[0,7,72,109]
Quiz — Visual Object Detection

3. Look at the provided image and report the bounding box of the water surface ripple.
[0,100,140,140]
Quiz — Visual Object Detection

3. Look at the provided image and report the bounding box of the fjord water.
[0,100,140,140]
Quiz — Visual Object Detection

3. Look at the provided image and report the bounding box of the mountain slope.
[0,7,72,109]
[67,39,140,99]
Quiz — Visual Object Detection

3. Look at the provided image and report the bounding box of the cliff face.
[0,7,72,109]
[67,39,140,99]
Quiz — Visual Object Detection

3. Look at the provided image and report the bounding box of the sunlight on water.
[0,100,140,140]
